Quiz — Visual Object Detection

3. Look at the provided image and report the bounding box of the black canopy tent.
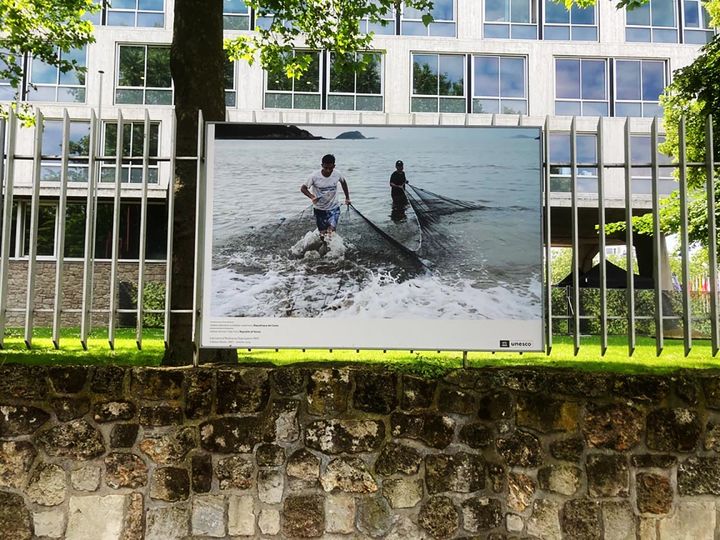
[556,261,654,289]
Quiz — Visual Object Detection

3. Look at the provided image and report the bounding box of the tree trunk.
[163,0,236,364]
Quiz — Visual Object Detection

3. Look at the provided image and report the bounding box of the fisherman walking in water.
[390,159,409,222]
[301,154,351,237]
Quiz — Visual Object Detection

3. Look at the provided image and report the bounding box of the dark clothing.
[390,171,407,205]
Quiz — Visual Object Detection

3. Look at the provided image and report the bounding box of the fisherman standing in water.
[300,154,351,237]
[390,159,409,222]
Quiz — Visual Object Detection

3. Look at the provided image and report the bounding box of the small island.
[335,130,370,140]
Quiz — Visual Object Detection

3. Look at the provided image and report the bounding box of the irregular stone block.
[386,516,424,540]
[583,403,643,451]
[217,455,254,490]
[71,465,101,492]
[269,399,300,443]
[256,443,285,467]
[383,478,423,508]
[353,371,398,414]
[307,369,351,415]
[259,508,280,535]
[550,436,584,461]
[0,441,36,489]
[462,497,503,532]
[487,462,506,493]
[646,408,701,452]
[678,456,720,495]
[375,442,422,476]
[325,493,356,534]
[228,494,255,536]
[548,371,609,398]
[131,369,184,401]
[637,472,672,515]
[477,390,513,421]
[508,472,536,512]
[657,501,715,540]
[287,449,320,481]
[105,453,148,489]
[139,405,183,427]
[611,375,670,402]
[497,370,544,393]
[527,499,561,540]
[33,508,65,538]
[562,499,602,540]
[390,412,455,449]
[200,417,270,453]
[192,454,213,493]
[258,469,284,503]
[587,454,629,498]
[282,494,324,538]
[150,467,189,502]
[91,366,125,396]
[437,386,476,415]
[538,464,582,496]
[0,491,32,540]
[0,366,48,399]
[358,496,394,538]
[703,377,720,409]
[444,369,481,389]
[216,369,270,414]
[185,369,214,419]
[122,492,144,540]
[27,462,66,506]
[507,513,524,533]
[0,404,50,436]
[110,424,139,449]
[630,454,677,469]
[66,495,127,540]
[602,501,636,540]
[192,495,226,537]
[145,505,189,540]
[459,422,494,448]
[271,368,306,395]
[306,419,384,454]
[425,452,485,494]
[93,401,136,423]
[37,419,105,460]
[139,427,196,464]
[401,375,436,410]
[418,496,459,539]
[321,456,378,493]
[516,395,580,433]
[49,366,87,394]
[50,397,90,421]
[496,430,543,467]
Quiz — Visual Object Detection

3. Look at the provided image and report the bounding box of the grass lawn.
[1,328,719,375]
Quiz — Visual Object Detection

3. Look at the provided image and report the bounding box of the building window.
[548,133,598,192]
[626,0,678,42]
[360,1,396,35]
[265,51,322,109]
[543,0,597,40]
[328,52,383,111]
[555,58,608,116]
[41,120,91,183]
[683,0,714,43]
[0,49,21,100]
[116,45,172,105]
[107,0,164,28]
[402,0,456,36]
[631,135,675,195]
[615,60,666,118]
[224,0,251,30]
[485,0,538,39]
[101,121,160,184]
[411,53,465,113]
[225,60,236,107]
[472,55,527,114]
[26,47,87,103]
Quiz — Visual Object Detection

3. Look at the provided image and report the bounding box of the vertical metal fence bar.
[678,116,692,355]
[597,117,608,355]
[651,117,664,355]
[623,119,636,355]
[706,115,719,355]
[192,110,205,367]
[164,112,177,348]
[0,109,16,347]
[570,117,580,355]
[0,117,5,254]
[544,117,553,354]
[24,110,44,348]
[52,111,71,349]
[108,112,124,350]
[136,111,151,349]
[81,111,100,349]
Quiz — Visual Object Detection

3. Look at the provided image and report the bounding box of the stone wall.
[4,260,166,327]
[1,365,720,539]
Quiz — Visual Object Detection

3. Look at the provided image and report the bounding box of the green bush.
[141,282,166,328]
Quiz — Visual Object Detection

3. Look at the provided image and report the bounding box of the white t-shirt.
[304,169,346,211]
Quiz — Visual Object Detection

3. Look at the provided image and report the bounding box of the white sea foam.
[289,230,347,260]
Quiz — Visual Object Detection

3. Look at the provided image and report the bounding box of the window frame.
[25,47,87,104]
[613,58,667,118]
[40,119,92,183]
[326,52,385,112]
[264,50,323,110]
[629,134,676,195]
[410,52,467,114]
[223,0,251,30]
[625,0,679,43]
[401,0,457,37]
[471,54,528,115]
[548,131,599,193]
[106,0,165,28]
[484,0,539,40]
[554,57,609,117]
[542,0,598,41]
[681,0,715,43]
[115,44,173,106]
[100,120,162,185]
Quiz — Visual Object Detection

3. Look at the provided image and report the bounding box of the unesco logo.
[499,340,533,348]
[499,340,510,348]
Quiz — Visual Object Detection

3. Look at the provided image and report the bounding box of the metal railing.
[0,108,717,356]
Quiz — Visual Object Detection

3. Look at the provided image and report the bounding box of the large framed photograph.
[200,123,543,351]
